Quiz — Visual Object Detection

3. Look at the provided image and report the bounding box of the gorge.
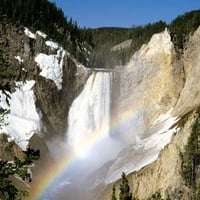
[1,3,200,200]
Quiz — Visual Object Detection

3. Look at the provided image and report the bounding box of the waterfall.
[41,71,122,200]
[67,71,112,159]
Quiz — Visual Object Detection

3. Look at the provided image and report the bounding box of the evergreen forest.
[0,0,93,65]
[88,10,200,68]
[0,1,200,68]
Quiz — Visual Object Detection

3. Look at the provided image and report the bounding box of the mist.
[37,71,123,200]
[30,69,153,200]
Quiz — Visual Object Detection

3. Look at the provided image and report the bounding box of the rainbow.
[28,104,140,200]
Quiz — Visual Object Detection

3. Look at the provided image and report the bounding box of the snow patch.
[105,109,179,184]
[24,27,36,39]
[0,81,41,150]
[153,108,173,125]
[45,41,59,50]
[35,48,65,90]
[15,56,24,64]
[36,31,47,39]
[22,68,27,72]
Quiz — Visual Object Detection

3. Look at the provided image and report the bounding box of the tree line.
[1,1,199,68]
[181,108,200,199]
[0,145,40,200]
[0,83,40,200]
[88,21,166,68]
[112,172,171,200]
[170,9,200,51]
[0,0,93,65]
[88,10,200,68]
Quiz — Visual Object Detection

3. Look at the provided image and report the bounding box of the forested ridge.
[170,10,200,51]
[0,2,200,200]
[0,0,93,64]
[88,9,200,68]
[88,21,166,68]
[181,108,200,199]
[0,1,199,68]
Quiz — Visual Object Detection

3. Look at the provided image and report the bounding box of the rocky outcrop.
[2,16,200,200]
[0,17,89,138]
[99,111,194,200]
[99,26,200,200]
[174,26,200,116]
[112,29,184,137]
[111,39,132,51]
[107,29,184,182]
[0,134,24,160]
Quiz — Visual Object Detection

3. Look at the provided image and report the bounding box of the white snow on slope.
[24,27,36,39]
[35,48,65,90]
[36,31,47,39]
[105,109,179,184]
[0,81,41,150]
[23,27,66,90]
[15,56,24,64]
[45,41,59,50]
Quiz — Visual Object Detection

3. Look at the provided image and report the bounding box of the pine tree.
[119,172,132,200]
[112,185,117,200]
[0,147,40,199]
[149,191,163,200]
[182,110,200,187]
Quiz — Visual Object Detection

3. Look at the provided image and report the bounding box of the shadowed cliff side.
[0,17,89,137]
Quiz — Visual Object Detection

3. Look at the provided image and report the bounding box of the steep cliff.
[0,17,90,168]
[0,17,91,199]
[107,29,183,181]
[0,16,89,138]
[1,9,200,200]
[112,28,183,141]
[98,26,200,200]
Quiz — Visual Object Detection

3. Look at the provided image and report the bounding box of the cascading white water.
[67,71,112,159]
[41,71,115,200]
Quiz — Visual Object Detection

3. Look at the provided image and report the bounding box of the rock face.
[175,26,200,116]
[100,112,195,200]
[2,16,200,200]
[111,39,132,51]
[0,20,91,200]
[112,29,183,137]
[107,29,183,183]
[0,134,24,160]
[99,26,200,200]
[0,17,89,140]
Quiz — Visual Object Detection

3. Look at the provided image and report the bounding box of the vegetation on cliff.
[0,146,40,200]
[181,109,200,199]
[0,1,199,69]
[112,173,172,200]
[88,21,166,68]
[112,172,133,200]
[0,0,93,65]
[170,10,200,51]
[88,9,200,68]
